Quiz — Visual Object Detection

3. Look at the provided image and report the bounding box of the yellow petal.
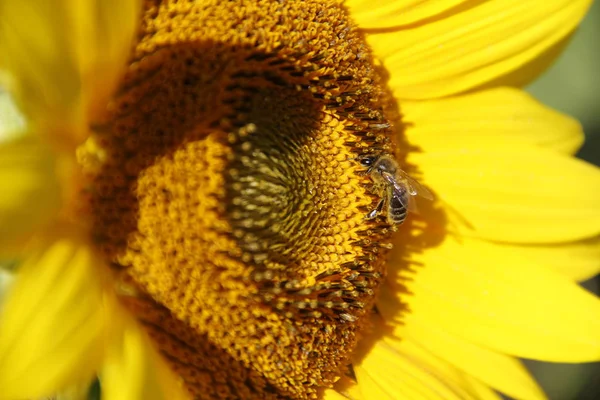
[0,89,27,143]
[0,234,105,399]
[381,335,504,400]
[491,238,600,282]
[332,375,365,400]
[366,0,592,99]
[382,236,600,362]
[324,388,356,400]
[409,143,600,243]
[460,375,504,400]
[0,0,140,149]
[353,365,394,400]
[354,339,476,399]
[389,316,546,400]
[403,87,584,155]
[346,0,467,29]
[101,305,189,400]
[54,381,95,400]
[0,268,14,304]
[0,135,61,257]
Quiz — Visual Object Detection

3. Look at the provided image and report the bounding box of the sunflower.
[1,0,600,399]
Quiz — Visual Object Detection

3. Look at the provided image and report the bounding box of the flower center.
[84,0,401,398]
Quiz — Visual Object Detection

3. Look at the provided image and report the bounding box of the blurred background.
[524,1,600,399]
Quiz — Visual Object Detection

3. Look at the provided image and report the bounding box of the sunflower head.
[4,0,598,399]
[76,0,409,397]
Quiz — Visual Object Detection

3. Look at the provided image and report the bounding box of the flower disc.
[83,0,402,398]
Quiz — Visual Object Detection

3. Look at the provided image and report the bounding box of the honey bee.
[358,154,433,225]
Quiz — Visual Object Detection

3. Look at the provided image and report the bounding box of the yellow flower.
[1,1,600,400]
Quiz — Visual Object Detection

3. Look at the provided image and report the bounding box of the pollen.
[83,0,400,398]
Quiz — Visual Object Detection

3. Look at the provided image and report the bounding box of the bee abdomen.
[388,207,407,225]
[388,193,408,225]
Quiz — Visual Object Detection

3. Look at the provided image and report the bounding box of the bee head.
[374,155,397,173]
[357,155,377,167]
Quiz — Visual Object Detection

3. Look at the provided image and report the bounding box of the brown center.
[83,0,402,398]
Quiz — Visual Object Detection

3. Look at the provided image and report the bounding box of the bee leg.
[363,182,384,194]
[362,183,377,193]
[366,198,385,220]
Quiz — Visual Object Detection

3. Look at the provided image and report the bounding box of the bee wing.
[381,171,418,213]
[395,170,434,200]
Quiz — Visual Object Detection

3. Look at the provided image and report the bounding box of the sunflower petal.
[353,365,395,400]
[0,135,61,257]
[53,381,95,400]
[381,335,505,400]
[389,315,546,399]
[460,374,504,400]
[101,309,189,400]
[402,87,584,155]
[324,388,356,400]
[409,143,600,243]
[0,89,27,144]
[0,268,14,304]
[491,238,600,282]
[346,0,467,29]
[0,235,105,399]
[383,236,600,362]
[331,375,365,400]
[0,0,140,149]
[354,338,476,399]
[366,0,592,99]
